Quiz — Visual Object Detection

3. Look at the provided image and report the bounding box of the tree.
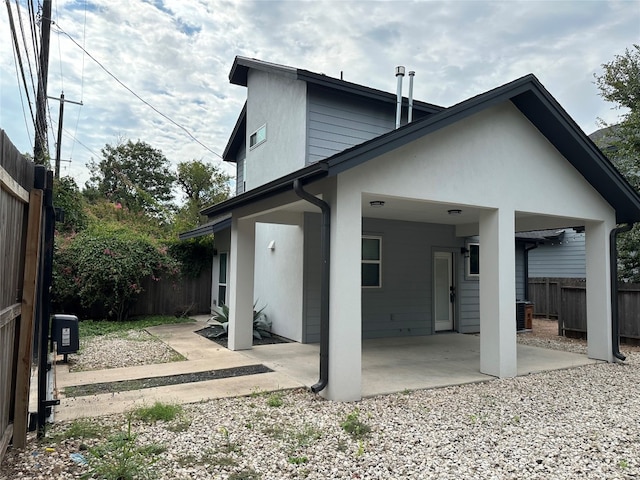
[174,159,230,231]
[594,45,640,282]
[86,140,176,220]
[53,176,87,233]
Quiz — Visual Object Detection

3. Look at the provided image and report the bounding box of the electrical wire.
[53,22,223,159]
[14,0,38,99]
[69,0,88,163]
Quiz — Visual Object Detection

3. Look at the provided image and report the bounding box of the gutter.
[293,179,330,393]
[523,242,538,301]
[610,223,633,361]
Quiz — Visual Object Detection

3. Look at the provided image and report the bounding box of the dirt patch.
[196,325,291,348]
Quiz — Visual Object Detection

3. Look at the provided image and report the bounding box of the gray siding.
[528,229,586,278]
[235,144,246,195]
[361,218,466,339]
[458,236,479,333]
[302,212,322,343]
[516,243,526,300]
[306,86,396,164]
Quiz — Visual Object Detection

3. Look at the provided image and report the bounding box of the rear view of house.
[182,57,640,401]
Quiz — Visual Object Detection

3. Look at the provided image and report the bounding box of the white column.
[585,220,614,362]
[479,208,517,378]
[228,216,255,351]
[324,182,362,401]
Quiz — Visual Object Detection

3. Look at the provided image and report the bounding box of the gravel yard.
[2,319,640,479]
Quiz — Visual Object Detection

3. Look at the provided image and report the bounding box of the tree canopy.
[594,45,640,282]
[86,140,177,220]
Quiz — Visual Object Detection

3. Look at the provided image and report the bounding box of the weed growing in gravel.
[217,426,241,453]
[134,401,183,423]
[266,392,283,407]
[288,456,308,464]
[619,459,629,469]
[83,416,162,480]
[341,408,371,439]
[228,467,260,480]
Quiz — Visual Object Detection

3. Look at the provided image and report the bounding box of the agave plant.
[210,301,272,340]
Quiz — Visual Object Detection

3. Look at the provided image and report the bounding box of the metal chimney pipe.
[408,71,415,123]
[395,66,405,129]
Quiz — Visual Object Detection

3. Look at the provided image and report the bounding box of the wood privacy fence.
[528,277,640,340]
[129,268,212,317]
[0,130,40,460]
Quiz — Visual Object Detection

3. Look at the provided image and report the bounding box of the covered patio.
[240,333,597,397]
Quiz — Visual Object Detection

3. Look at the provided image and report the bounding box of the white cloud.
[1,0,637,189]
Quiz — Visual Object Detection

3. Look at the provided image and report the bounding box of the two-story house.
[181,57,640,401]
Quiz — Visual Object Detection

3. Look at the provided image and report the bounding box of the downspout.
[293,179,330,393]
[610,223,632,361]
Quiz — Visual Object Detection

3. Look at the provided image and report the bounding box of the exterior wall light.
[268,240,276,251]
[370,200,385,208]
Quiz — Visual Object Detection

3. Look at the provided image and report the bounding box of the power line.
[53,23,223,159]
[69,0,88,162]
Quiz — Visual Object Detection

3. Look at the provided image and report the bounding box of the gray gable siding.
[306,86,430,165]
[236,143,246,195]
[528,229,586,278]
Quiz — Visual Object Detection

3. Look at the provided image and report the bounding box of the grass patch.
[48,418,107,443]
[266,392,283,407]
[228,468,260,480]
[133,401,183,423]
[79,315,194,338]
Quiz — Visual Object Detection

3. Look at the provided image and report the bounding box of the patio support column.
[479,208,517,378]
[228,216,255,351]
[585,219,613,362]
[324,182,362,401]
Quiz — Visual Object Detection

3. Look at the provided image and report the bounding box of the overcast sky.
[1,0,638,191]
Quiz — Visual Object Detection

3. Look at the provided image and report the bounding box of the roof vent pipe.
[408,71,415,123]
[395,66,405,129]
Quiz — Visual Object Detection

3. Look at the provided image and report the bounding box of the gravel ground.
[2,320,640,479]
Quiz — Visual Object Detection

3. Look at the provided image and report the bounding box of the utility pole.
[34,0,52,166]
[48,92,83,179]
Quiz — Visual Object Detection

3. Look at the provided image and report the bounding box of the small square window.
[249,124,267,149]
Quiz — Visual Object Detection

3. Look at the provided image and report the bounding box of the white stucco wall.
[339,103,615,223]
[254,222,304,342]
[246,70,307,189]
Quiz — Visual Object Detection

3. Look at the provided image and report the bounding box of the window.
[467,243,479,277]
[362,236,381,287]
[249,124,266,149]
[218,252,228,305]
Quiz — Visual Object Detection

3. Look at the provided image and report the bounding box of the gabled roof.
[229,56,444,114]
[198,71,640,225]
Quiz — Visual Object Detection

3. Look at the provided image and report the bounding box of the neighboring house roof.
[199,72,640,225]
[515,229,567,243]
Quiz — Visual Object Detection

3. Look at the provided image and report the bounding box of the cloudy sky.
[1,0,638,192]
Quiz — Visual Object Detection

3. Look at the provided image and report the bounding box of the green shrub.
[53,224,179,321]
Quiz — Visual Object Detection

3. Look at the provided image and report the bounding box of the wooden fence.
[529,277,640,340]
[129,268,212,317]
[0,130,40,460]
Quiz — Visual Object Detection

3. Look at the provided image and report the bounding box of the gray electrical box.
[52,314,79,356]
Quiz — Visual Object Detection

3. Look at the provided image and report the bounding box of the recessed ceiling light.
[447,209,462,215]
[370,200,385,208]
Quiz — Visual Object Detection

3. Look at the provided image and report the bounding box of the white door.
[434,251,454,331]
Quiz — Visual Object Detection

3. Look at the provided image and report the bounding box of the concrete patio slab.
[53,320,599,421]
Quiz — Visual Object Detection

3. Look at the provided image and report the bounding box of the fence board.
[0,130,35,463]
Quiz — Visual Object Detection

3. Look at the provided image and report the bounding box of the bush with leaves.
[53,223,179,321]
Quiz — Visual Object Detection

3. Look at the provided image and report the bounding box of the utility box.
[52,314,79,359]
